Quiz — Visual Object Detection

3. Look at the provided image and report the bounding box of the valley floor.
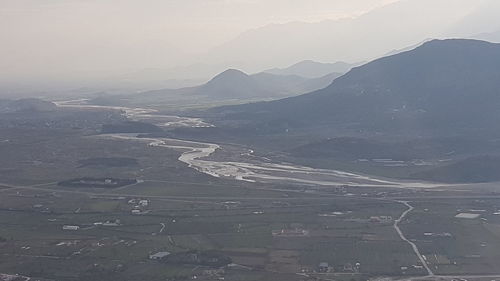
[1,103,500,281]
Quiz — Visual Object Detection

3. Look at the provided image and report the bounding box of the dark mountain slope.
[214,39,500,135]
[410,155,500,183]
[288,137,492,161]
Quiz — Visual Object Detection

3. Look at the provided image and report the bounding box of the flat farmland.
[3,127,500,280]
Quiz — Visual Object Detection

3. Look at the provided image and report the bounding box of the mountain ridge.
[212,39,500,135]
[264,60,356,78]
[138,68,341,100]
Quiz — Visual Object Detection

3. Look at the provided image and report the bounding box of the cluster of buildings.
[455,213,481,219]
[62,218,123,231]
[62,225,80,231]
[369,216,393,223]
[0,273,33,281]
[128,198,150,215]
[221,201,241,209]
[400,264,425,272]
[149,251,171,260]
[62,219,122,231]
[201,268,225,280]
[94,219,121,227]
[309,262,361,273]
[423,232,453,238]
[272,228,309,237]
[318,262,332,273]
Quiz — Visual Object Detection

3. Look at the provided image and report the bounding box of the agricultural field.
[2,115,500,281]
[401,198,500,275]
[0,183,417,281]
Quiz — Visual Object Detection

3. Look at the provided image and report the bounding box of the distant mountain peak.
[137,66,338,101]
[209,69,249,81]
[292,60,322,66]
[202,69,254,90]
[199,69,262,98]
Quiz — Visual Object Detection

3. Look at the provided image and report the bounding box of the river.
[56,100,443,189]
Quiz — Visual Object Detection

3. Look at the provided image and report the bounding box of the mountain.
[196,69,276,99]
[178,69,342,99]
[202,39,500,183]
[264,60,356,78]
[201,0,479,72]
[140,69,310,100]
[103,69,341,106]
[146,68,341,99]
[383,39,432,57]
[213,39,500,136]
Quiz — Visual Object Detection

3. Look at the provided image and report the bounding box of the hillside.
[203,39,500,183]
[410,156,500,183]
[195,69,303,99]
[287,137,493,162]
[202,0,478,71]
[145,69,340,99]
[91,69,340,108]
[214,39,500,136]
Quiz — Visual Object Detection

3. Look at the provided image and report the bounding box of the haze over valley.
[3,1,500,281]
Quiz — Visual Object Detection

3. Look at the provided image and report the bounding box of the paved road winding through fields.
[394,201,434,277]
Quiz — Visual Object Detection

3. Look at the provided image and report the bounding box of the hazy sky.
[0,0,496,86]
[0,0,399,81]
[1,0,399,51]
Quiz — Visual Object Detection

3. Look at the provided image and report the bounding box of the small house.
[149,251,171,260]
[62,225,79,231]
[318,262,329,273]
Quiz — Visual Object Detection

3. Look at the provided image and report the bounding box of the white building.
[149,251,171,260]
[455,213,480,219]
[62,225,79,231]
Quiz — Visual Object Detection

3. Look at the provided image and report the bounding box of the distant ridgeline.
[213,39,500,136]
[88,66,344,108]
